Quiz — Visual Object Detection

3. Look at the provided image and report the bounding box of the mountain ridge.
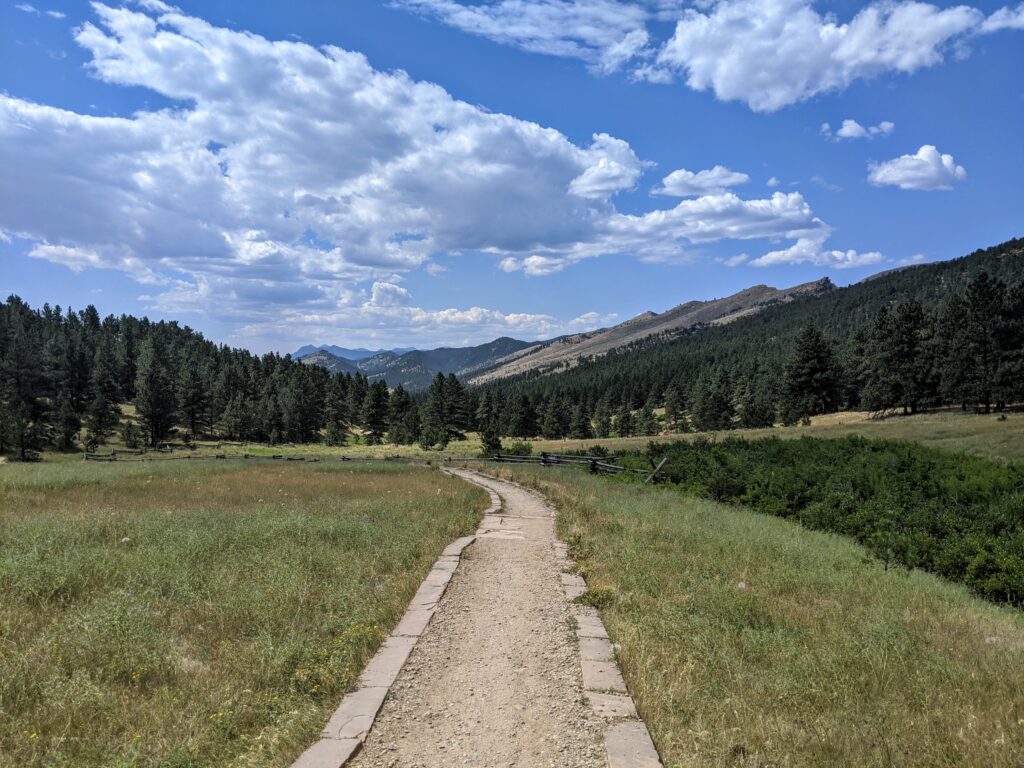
[296,278,834,389]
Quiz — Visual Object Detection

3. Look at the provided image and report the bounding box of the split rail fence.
[82,447,668,481]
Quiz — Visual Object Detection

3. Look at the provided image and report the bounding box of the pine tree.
[53,392,80,450]
[614,405,634,437]
[959,272,1005,412]
[663,383,684,432]
[176,357,209,440]
[593,399,612,439]
[691,370,735,431]
[445,373,468,435]
[737,376,775,429]
[134,335,177,446]
[362,380,390,444]
[541,396,570,439]
[347,373,369,428]
[479,420,503,456]
[996,281,1024,406]
[636,401,659,436]
[386,384,416,444]
[323,375,350,446]
[506,394,537,438]
[420,373,448,449]
[569,402,594,440]
[85,335,121,444]
[782,326,840,422]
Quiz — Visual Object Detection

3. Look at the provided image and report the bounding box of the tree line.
[2,239,1021,458]
[0,297,476,458]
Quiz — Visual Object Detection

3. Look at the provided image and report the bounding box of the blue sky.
[1,0,1021,353]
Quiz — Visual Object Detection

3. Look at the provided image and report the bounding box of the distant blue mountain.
[293,336,535,390]
[291,344,416,361]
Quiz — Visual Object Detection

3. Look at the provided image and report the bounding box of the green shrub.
[629,436,1024,605]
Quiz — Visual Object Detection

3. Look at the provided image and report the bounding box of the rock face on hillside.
[296,279,835,389]
[467,278,834,384]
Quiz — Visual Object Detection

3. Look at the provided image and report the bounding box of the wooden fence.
[81,448,668,481]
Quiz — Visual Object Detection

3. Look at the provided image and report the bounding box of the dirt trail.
[348,469,604,768]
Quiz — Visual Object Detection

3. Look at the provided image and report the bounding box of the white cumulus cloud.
[653,0,983,111]
[821,119,895,140]
[868,145,967,190]
[750,236,883,268]
[370,281,413,307]
[981,3,1024,31]
[654,165,749,197]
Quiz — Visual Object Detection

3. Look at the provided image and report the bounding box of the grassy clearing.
[41,408,1023,467]
[524,409,1024,465]
[489,465,1024,768]
[0,461,485,768]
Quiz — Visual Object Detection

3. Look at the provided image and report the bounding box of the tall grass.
[0,462,485,767]
[492,465,1024,767]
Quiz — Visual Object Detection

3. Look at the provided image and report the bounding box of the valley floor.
[41,408,1024,466]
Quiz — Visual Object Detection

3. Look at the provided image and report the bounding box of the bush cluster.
[630,436,1024,605]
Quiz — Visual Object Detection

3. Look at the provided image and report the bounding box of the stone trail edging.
[289,487,500,768]
[456,468,663,768]
[552,529,664,768]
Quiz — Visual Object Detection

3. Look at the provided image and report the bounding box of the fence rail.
[79,447,668,481]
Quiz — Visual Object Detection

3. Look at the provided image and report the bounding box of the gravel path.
[348,470,605,768]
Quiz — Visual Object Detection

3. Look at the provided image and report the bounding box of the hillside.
[296,280,834,390]
[468,278,835,384]
[295,349,358,375]
[482,237,1024,407]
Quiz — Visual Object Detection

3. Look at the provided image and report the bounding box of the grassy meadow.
[490,464,1024,768]
[0,461,485,768]
[46,408,1023,467]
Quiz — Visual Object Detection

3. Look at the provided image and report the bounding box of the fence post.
[645,457,667,483]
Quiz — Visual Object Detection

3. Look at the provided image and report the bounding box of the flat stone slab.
[432,557,460,574]
[321,686,389,739]
[393,607,435,638]
[441,536,476,557]
[582,659,627,692]
[409,581,446,608]
[292,737,361,768]
[579,636,614,661]
[606,721,663,768]
[575,612,609,639]
[422,569,455,587]
[588,692,637,719]
[561,573,586,588]
[358,636,416,688]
